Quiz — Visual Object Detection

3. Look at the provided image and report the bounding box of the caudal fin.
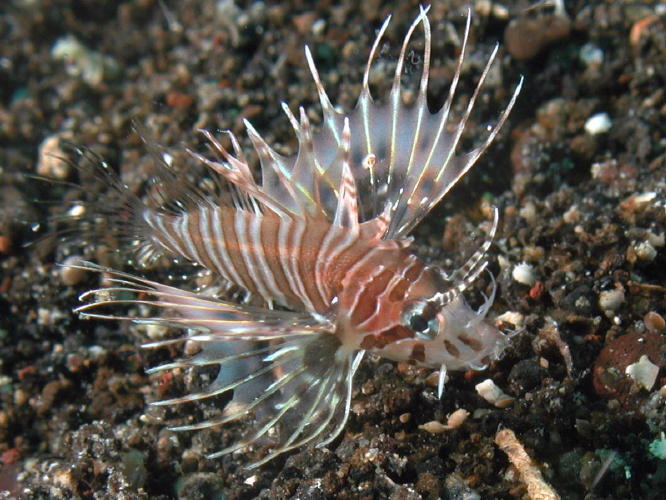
[43,143,164,264]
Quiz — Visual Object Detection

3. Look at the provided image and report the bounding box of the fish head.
[367,266,508,372]
[398,295,507,370]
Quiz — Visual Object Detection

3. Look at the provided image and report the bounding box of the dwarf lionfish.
[69,7,522,467]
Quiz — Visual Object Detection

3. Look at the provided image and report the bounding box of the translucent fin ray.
[190,8,520,240]
[71,261,361,468]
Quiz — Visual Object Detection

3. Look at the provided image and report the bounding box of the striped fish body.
[146,203,506,371]
[144,207,338,312]
[144,204,436,349]
[70,7,521,467]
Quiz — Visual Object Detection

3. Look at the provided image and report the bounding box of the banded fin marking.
[187,7,521,242]
[71,261,361,467]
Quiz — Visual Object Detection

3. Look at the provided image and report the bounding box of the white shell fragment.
[598,289,625,311]
[495,311,525,329]
[625,355,660,391]
[512,262,536,286]
[584,112,612,135]
[475,379,514,408]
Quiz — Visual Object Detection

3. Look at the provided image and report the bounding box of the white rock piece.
[475,379,514,408]
[584,112,612,135]
[512,262,536,286]
[625,355,660,391]
[598,289,625,311]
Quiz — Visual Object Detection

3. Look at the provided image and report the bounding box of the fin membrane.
[73,261,363,467]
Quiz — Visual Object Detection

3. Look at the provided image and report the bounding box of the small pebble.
[522,246,545,262]
[37,134,71,179]
[475,379,514,408]
[66,353,84,372]
[419,420,448,434]
[0,235,10,254]
[529,281,544,300]
[182,339,202,357]
[584,112,612,135]
[563,204,580,224]
[579,43,603,67]
[67,203,86,218]
[593,332,665,398]
[292,11,316,35]
[1,448,20,466]
[647,231,664,248]
[504,14,571,61]
[648,433,666,460]
[633,241,657,261]
[425,371,441,388]
[144,323,169,340]
[445,408,470,429]
[61,256,86,286]
[311,18,326,37]
[394,430,408,441]
[495,311,525,329]
[492,3,509,19]
[512,262,536,287]
[598,289,625,311]
[361,380,375,395]
[14,388,29,406]
[244,475,259,486]
[622,191,657,212]
[475,0,510,19]
[629,16,660,47]
[519,201,537,225]
[166,91,193,109]
[644,311,665,333]
[53,469,76,490]
[87,345,106,359]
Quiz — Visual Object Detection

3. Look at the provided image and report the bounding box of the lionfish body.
[73,8,521,467]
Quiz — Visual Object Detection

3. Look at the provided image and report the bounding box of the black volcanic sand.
[1,1,666,498]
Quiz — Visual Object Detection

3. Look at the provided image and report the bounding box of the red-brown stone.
[593,331,665,399]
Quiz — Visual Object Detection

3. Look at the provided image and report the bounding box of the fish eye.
[400,300,440,340]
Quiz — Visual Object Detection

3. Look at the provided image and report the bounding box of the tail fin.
[49,130,243,266]
[72,261,363,468]
[45,143,163,264]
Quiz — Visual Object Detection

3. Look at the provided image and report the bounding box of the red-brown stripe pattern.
[144,207,377,314]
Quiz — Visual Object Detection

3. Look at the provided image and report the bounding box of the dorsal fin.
[192,7,521,237]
